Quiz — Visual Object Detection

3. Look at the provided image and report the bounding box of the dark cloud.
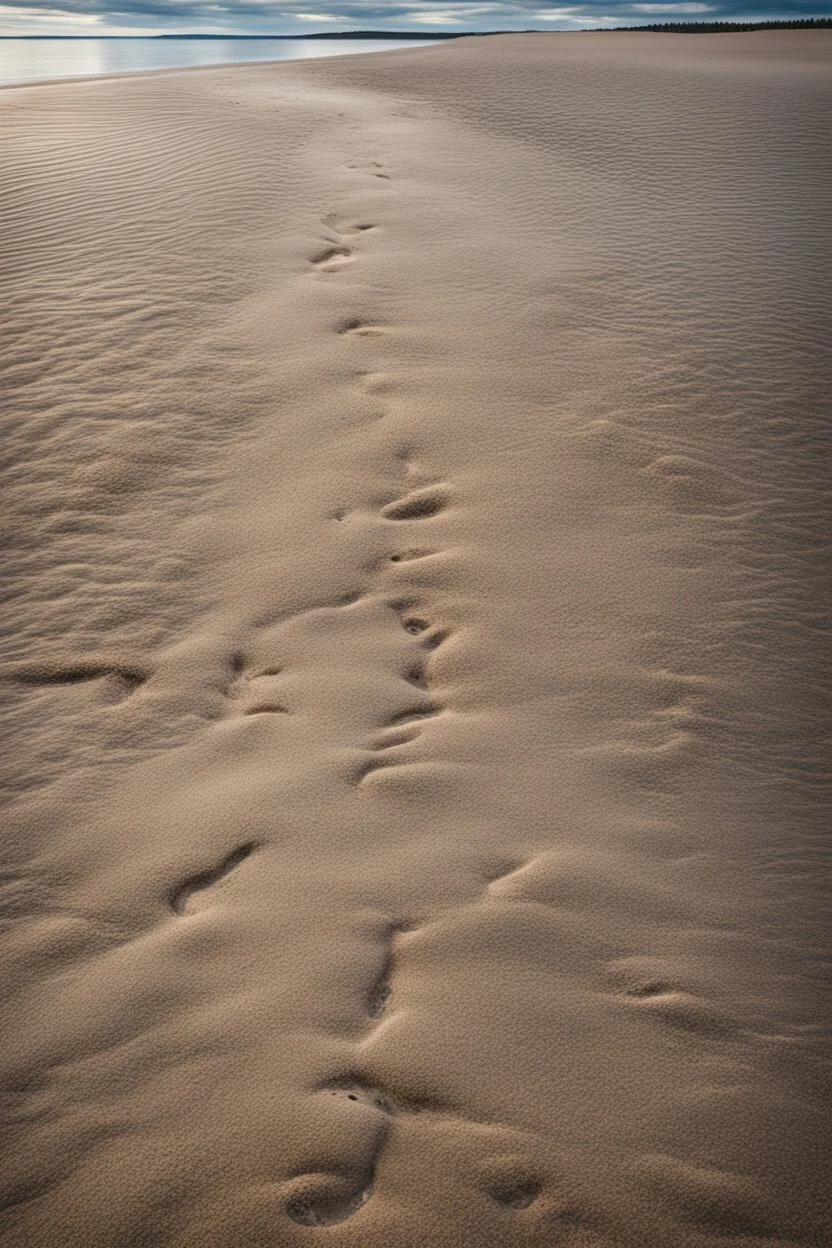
[0,0,827,36]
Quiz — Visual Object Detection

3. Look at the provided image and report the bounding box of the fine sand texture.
[1,31,830,1248]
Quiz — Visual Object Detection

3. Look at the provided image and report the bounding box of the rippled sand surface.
[1,32,830,1247]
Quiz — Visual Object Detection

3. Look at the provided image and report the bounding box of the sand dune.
[1,32,830,1247]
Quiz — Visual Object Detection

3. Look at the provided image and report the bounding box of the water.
[0,37,442,87]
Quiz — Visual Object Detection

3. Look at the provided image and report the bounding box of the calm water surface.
[0,37,441,87]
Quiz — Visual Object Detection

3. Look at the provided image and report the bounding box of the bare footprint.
[284,1174,373,1227]
[367,973,392,1019]
[284,1079,394,1226]
[169,842,257,915]
[364,919,415,1018]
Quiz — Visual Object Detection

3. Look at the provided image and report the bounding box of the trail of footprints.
[162,833,750,1231]
[164,181,751,1232]
[286,913,548,1229]
[173,191,470,1227]
[7,164,755,1240]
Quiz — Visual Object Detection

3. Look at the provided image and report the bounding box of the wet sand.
[1,32,830,1247]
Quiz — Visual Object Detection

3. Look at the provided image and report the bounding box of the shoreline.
[0,35,447,91]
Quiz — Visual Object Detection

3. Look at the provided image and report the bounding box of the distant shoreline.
[3,20,831,38]
[0,32,459,40]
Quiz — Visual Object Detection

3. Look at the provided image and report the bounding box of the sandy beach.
[1,31,830,1247]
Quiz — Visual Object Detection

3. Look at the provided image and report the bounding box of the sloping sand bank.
[1,32,830,1248]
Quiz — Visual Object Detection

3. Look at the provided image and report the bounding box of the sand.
[1,30,830,1248]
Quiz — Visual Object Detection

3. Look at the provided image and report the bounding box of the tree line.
[603,19,832,32]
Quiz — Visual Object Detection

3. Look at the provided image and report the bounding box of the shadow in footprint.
[387,703,440,726]
[400,614,430,636]
[3,659,149,700]
[285,1176,373,1227]
[312,245,351,267]
[382,486,449,522]
[372,724,422,750]
[169,842,257,915]
[489,1178,541,1210]
[403,662,429,690]
[338,318,386,338]
[390,548,437,563]
[479,1159,543,1212]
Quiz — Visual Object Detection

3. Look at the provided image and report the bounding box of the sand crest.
[1,32,830,1247]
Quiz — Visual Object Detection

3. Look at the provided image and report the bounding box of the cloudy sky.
[0,0,824,37]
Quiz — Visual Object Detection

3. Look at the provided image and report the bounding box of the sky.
[0,0,826,37]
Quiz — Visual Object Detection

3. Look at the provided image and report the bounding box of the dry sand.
[1,31,830,1247]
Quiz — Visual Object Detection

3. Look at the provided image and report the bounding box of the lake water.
[0,37,442,87]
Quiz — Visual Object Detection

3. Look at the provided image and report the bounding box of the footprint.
[403,661,429,690]
[338,318,386,338]
[372,724,422,750]
[356,725,424,785]
[284,1174,373,1227]
[311,244,353,272]
[285,1079,394,1226]
[382,485,449,521]
[353,754,400,785]
[169,842,257,915]
[486,1173,542,1211]
[225,651,247,696]
[367,974,392,1019]
[389,548,438,564]
[365,920,413,1018]
[621,988,738,1038]
[2,659,149,699]
[228,662,291,716]
[400,614,431,636]
[385,695,440,724]
[322,1080,393,1115]
[421,631,448,651]
[388,602,448,650]
[607,960,738,1039]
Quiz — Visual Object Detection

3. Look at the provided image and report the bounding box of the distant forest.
[605,19,832,31]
